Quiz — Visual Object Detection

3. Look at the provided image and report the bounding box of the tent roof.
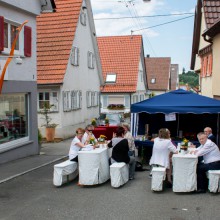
[131,89,220,114]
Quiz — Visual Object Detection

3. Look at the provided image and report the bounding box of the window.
[80,11,86,26]
[151,78,156,84]
[132,95,138,103]
[140,94,145,101]
[139,70,143,82]
[124,95,130,108]
[86,91,92,107]
[70,46,79,66]
[0,94,28,145]
[0,16,31,55]
[87,91,99,107]
[4,22,19,51]
[102,95,108,108]
[94,91,99,106]
[88,51,94,69]
[106,73,117,83]
[71,90,82,110]
[38,92,58,112]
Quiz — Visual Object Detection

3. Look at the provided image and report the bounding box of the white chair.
[110,162,129,188]
[151,167,166,191]
[207,170,220,193]
[53,160,78,187]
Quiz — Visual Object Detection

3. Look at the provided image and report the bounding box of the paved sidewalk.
[0,138,72,184]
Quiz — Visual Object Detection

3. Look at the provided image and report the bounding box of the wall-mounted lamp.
[15,57,22,64]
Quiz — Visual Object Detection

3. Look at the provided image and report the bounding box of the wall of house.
[212,34,220,97]
[0,1,40,164]
[0,4,38,82]
[47,7,101,139]
[136,58,147,92]
[0,0,41,14]
[194,11,210,72]
[200,77,212,97]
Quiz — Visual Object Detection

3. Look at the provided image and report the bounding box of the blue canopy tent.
[131,89,220,144]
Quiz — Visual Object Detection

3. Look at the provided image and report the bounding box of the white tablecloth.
[172,154,198,192]
[78,148,110,185]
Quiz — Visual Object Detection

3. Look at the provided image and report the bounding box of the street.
[1,163,220,220]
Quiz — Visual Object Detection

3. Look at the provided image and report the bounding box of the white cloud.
[91,0,162,37]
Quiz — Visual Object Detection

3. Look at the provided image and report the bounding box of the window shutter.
[0,16,4,51]
[125,95,130,108]
[63,91,67,111]
[24,26,32,57]
[79,91,82,108]
[103,95,108,108]
[208,54,213,76]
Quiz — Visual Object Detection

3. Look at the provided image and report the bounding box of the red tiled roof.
[37,0,82,84]
[97,35,142,93]
[145,57,171,90]
[203,0,220,29]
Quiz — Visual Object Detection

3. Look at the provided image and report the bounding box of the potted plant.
[91,118,97,127]
[105,117,109,126]
[39,103,58,142]
[38,128,43,145]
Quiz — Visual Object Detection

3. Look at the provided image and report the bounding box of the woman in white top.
[69,128,92,162]
[149,128,178,185]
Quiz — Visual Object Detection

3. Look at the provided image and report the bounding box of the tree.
[179,70,199,88]
[182,67,186,74]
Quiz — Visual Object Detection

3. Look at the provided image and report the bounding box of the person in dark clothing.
[108,126,136,180]
[204,127,216,144]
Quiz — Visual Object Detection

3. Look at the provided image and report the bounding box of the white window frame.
[38,91,59,112]
[0,93,29,153]
[88,51,94,69]
[140,94,145,101]
[132,95,138,103]
[102,95,108,108]
[70,46,79,66]
[80,11,86,26]
[151,78,156,84]
[106,73,117,83]
[3,19,24,56]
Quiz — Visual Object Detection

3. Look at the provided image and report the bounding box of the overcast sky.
[91,0,197,73]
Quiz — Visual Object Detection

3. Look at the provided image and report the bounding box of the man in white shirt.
[193,132,220,193]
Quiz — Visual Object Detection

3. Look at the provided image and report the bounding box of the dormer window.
[106,73,116,83]
[151,78,156,84]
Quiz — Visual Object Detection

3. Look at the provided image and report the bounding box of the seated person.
[108,126,136,180]
[122,123,136,156]
[204,127,216,144]
[149,128,178,187]
[69,128,93,162]
[191,132,220,193]
[82,124,97,145]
